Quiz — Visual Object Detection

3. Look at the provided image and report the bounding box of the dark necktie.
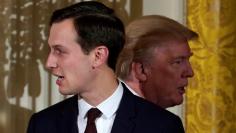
[84,108,102,133]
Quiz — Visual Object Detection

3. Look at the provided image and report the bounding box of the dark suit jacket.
[27,84,185,133]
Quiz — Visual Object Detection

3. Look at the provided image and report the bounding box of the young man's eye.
[55,49,61,54]
[55,47,65,54]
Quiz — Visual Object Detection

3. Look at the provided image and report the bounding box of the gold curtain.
[186,0,236,132]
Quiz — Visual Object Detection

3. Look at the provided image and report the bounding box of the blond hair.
[116,15,198,79]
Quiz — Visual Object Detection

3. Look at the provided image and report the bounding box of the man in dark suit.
[27,1,185,133]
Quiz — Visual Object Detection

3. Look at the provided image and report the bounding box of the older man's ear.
[132,62,147,82]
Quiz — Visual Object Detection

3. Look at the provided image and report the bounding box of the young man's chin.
[59,87,71,95]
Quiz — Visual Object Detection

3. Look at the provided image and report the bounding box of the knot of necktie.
[85,108,102,133]
[87,108,102,124]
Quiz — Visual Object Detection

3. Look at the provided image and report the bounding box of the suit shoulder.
[33,95,77,118]
[135,96,182,122]
[27,95,78,133]
[133,97,185,132]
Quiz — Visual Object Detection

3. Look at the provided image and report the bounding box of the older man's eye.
[175,60,182,64]
[172,58,185,66]
[172,59,181,64]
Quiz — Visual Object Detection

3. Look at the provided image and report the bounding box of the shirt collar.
[97,81,123,118]
[119,79,140,96]
[78,98,93,119]
[78,81,124,119]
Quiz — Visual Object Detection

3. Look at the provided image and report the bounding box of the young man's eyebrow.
[51,45,64,49]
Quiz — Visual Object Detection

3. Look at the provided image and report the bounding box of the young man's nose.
[45,54,57,70]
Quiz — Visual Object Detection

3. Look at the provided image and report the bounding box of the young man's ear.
[92,46,109,68]
[132,62,147,81]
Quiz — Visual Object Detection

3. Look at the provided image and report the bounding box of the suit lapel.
[111,83,137,133]
[58,95,79,133]
[55,84,138,133]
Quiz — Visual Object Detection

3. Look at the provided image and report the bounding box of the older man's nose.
[182,62,194,78]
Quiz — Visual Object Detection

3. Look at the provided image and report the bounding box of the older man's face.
[142,40,194,108]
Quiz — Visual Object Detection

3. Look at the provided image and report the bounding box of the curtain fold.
[0,1,82,132]
[186,0,236,132]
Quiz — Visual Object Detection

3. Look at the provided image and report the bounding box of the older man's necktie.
[84,108,102,133]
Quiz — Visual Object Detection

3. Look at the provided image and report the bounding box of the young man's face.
[142,40,194,108]
[46,19,94,95]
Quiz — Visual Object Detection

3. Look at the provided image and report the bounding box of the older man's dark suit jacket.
[27,84,185,133]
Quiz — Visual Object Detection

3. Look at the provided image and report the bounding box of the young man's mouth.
[56,75,65,86]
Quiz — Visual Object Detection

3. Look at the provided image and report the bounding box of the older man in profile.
[116,15,198,108]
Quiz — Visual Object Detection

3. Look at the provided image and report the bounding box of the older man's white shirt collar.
[119,79,140,96]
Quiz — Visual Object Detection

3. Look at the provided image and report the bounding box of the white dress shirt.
[77,82,123,133]
[119,79,140,96]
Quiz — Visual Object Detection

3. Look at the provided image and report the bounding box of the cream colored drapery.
[186,0,236,132]
[0,1,82,132]
[0,0,142,133]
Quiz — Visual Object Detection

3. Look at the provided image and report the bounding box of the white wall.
[143,0,185,23]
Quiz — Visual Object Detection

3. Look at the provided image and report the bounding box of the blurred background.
[0,0,235,133]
